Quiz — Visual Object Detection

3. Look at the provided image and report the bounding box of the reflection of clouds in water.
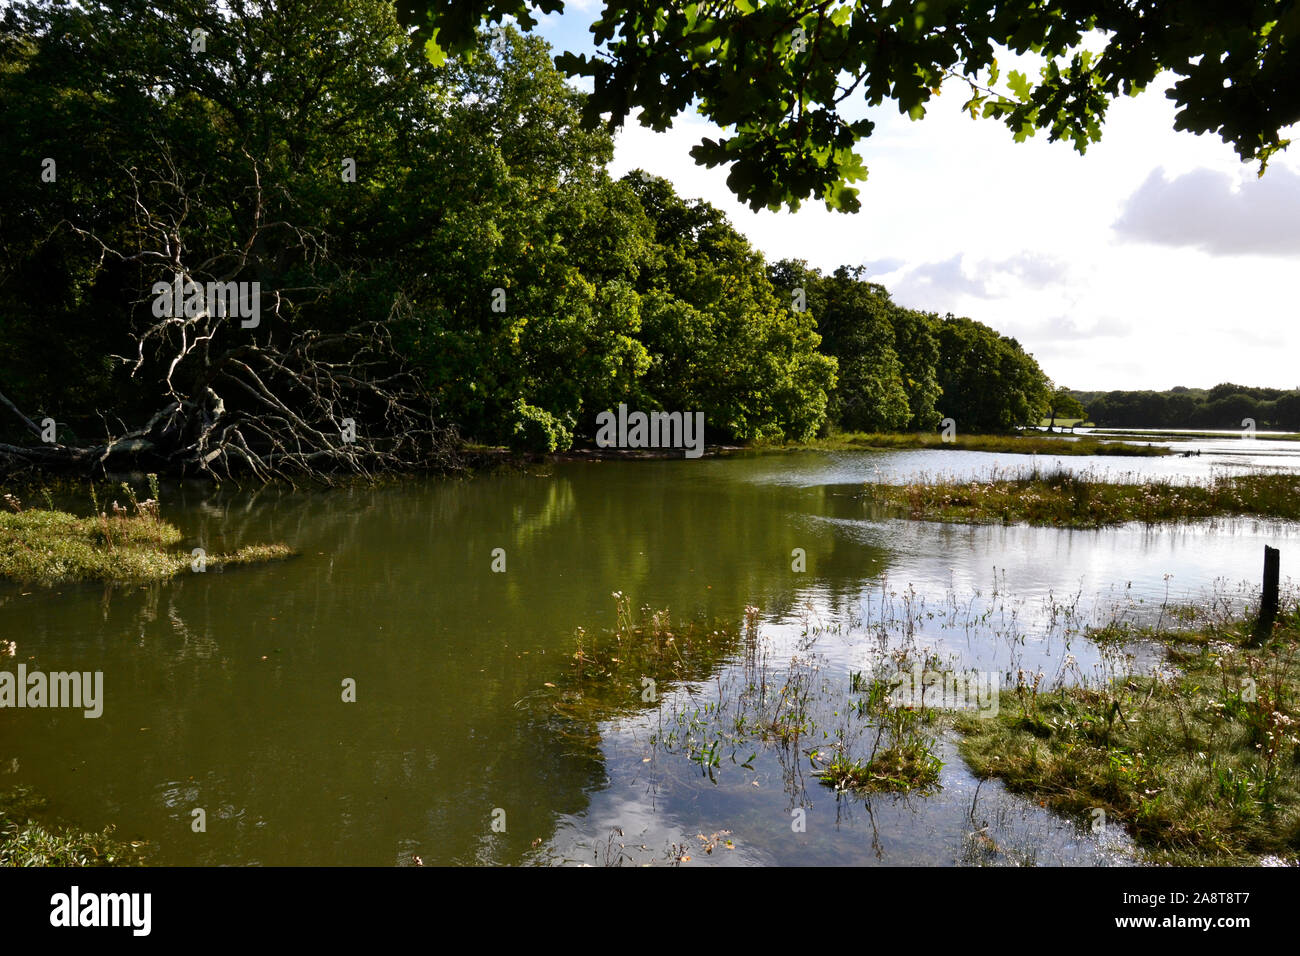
[546,789,769,867]
[561,694,1137,865]
[779,512,1299,677]
[552,587,1143,867]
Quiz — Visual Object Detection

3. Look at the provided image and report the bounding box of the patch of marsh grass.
[956,608,1300,864]
[0,477,292,584]
[866,467,1300,528]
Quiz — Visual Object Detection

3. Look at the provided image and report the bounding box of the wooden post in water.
[1255,546,1280,641]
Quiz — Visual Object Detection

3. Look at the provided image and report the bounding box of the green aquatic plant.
[0,787,148,867]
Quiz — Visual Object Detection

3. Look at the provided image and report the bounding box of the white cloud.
[1114,166,1300,256]
[887,253,1072,308]
[861,257,906,276]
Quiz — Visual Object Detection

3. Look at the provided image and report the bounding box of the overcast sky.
[532,6,1300,393]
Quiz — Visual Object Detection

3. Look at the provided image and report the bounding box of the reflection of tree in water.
[142,463,904,637]
[14,462,911,865]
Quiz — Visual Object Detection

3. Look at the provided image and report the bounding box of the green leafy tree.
[410,26,658,450]
[628,177,835,442]
[770,262,909,432]
[934,315,1050,431]
[1046,385,1087,428]
[888,307,943,430]
[401,0,1300,211]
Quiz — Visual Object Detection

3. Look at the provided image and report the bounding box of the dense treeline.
[1075,385,1300,431]
[768,265,1052,433]
[0,0,1052,478]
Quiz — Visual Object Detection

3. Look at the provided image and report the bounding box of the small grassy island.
[865,469,1300,528]
[781,431,1172,457]
[957,609,1300,865]
[0,479,291,584]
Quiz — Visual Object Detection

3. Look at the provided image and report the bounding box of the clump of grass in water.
[0,475,293,584]
[558,593,741,720]
[814,654,945,794]
[816,742,943,793]
[555,595,946,794]
[865,467,1300,528]
[956,606,1300,864]
[0,786,148,866]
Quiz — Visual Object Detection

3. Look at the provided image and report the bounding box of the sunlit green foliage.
[403,1,1300,212]
[2,0,1066,460]
[0,2,837,456]
[933,315,1051,431]
[1045,386,1087,427]
[768,261,1050,434]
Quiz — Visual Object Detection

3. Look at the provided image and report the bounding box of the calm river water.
[4,437,1299,865]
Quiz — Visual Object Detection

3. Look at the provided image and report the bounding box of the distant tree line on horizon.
[1072,385,1300,432]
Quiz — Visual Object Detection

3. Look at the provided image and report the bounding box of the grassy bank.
[772,430,1171,457]
[1037,418,1092,429]
[956,609,1300,864]
[0,480,292,584]
[865,468,1300,528]
[1,786,146,866]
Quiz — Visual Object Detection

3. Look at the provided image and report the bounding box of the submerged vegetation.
[548,584,1300,864]
[0,477,292,584]
[1,786,147,866]
[549,595,947,797]
[865,468,1300,528]
[957,607,1300,864]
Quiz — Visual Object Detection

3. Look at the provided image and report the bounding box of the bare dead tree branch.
[1,149,462,484]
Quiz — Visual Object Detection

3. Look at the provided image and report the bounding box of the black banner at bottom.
[0,864,1287,942]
